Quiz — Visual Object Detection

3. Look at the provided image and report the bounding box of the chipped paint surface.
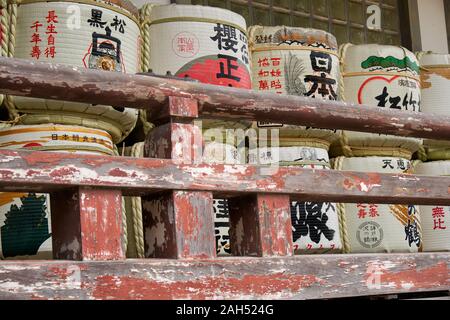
[0,254,447,300]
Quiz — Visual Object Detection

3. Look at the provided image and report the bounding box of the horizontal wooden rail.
[0,57,449,140]
[0,253,448,300]
[0,149,449,205]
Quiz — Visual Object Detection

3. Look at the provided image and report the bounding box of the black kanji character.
[375,86,389,107]
[111,15,126,34]
[87,9,106,28]
[210,23,238,52]
[216,54,240,83]
[291,202,335,244]
[382,159,394,169]
[405,219,421,247]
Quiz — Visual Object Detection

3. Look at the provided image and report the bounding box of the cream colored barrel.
[418,52,450,157]
[0,124,114,260]
[332,156,422,253]
[249,25,340,145]
[145,4,251,131]
[414,161,450,252]
[8,0,140,143]
[338,44,422,158]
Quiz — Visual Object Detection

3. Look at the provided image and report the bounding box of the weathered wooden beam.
[50,188,124,261]
[229,194,293,257]
[0,57,449,140]
[0,253,447,300]
[0,149,449,205]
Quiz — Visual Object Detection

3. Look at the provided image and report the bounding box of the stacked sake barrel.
[0,125,114,259]
[140,4,251,256]
[6,0,140,144]
[334,44,423,253]
[413,52,450,252]
[249,26,343,254]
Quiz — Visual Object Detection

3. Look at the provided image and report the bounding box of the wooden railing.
[0,57,448,300]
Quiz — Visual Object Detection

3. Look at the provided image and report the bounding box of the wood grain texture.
[0,254,447,300]
[0,57,449,140]
[50,188,124,261]
[0,149,448,205]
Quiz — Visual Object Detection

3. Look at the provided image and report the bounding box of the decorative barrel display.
[249,25,340,142]
[418,52,450,159]
[8,0,141,143]
[332,156,422,253]
[414,161,450,252]
[337,44,422,158]
[249,26,342,254]
[0,124,114,259]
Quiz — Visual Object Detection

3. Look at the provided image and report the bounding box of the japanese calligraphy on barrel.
[414,161,450,252]
[418,52,450,157]
[332,156,423,253]
[338,44,422,158]
[249,25,340,143]
[7,0,141,143]
[0,124,114,260]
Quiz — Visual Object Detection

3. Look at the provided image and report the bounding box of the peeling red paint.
[109,168,128,177]
[91,273,324,300]
[23,151,73,166]
[343,173,382,193]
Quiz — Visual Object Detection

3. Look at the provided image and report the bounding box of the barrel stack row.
[0,2,448,259]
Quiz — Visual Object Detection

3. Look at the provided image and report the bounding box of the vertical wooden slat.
[50,188,124,261]
[229,194,293,257]
[142,96,216,259]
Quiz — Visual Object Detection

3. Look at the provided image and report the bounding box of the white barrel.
[414,161,450,252]
[333,156,422,253]
[249,25,340,144]
[146,4,251,130]
[9,0,141,143]
[0,124,113,259]
[418,52,450,152]
[339,44,422,158]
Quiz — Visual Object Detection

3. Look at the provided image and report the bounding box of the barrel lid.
[418,52,450,67]
[148,4,247,33]
[341,43,420,77]
[248,25,338,51]
[18,0,139,20]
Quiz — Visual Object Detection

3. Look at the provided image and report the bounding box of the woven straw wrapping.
[332,156,423,253]
[6,0,141,143]
[413,160,450,252]
[0,124,114,260]
[249,25,341,148]
[334,44,423,158]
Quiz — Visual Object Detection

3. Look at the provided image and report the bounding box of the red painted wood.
[229,194,293,257]
[0,57,449,140]
[50,188,124,261]
[142,191,215,259]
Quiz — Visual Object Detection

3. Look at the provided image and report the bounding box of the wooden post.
[50,187,124,261]
[229,194,293,257]
[142,97,216,259]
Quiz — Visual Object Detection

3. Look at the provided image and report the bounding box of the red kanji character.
[271,57,281,66]
[432,207,446,218]
[46,24,57,35]
[30,21,43,32]
[258,69,269,77]
[30,46,41,59]
[30,33,42,45]
[46,10,58,23]
[270,79,282,89]
[369,204,379,218]
[258,80,269,90]
[357,203,367,219]
[271,69,281,77]
[306,244,313,250]
[432,207,446,230]
[44,46,56,58]
[330,244,335,250]
[257,57,269,67]
[47,34,55,46]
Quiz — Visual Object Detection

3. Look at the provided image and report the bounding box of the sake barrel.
[9,0,141,143]
[339,44,422,158]
[414,161,450,252]
[332,156,422,253]
[255,145,342,254]
[146,4,251,130]
[0,124,114,260]
[249,25,340,145]
[418,52,450,154]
